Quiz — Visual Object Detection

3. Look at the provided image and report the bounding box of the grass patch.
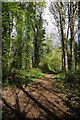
[53,71,65,80]
[53,72,80,116]
[2,68,45,88]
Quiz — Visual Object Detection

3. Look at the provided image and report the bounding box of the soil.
[2,74,79,120]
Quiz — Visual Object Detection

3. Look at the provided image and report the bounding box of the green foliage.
[75,70,80,81]
[2,2,45,85]
[17,68,45,81]
[2,68,45,88]
[65,71,76,82]
[53,76,80,113]
[54,71,65,80]
[40,63,50,73]
[40,48,62,72]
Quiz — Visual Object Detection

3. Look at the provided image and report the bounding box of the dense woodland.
[2,1,80,120]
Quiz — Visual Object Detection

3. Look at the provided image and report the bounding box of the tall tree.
[69,2,75,71]
[49,2,68,72]
[59,2,68,72]
[49,1,78,73]
[32,2,45,68]
[78,1,80,69]
[2,2,45,81]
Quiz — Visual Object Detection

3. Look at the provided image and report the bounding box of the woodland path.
[2,74,78,120]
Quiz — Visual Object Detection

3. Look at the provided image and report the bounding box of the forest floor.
[2,74,80,120]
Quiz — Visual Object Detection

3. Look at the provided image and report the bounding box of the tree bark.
[78,1,80,70]
[70,2,75,71]
[59,2,68,72]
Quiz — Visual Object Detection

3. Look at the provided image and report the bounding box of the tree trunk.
[78,1,80,70]
[59,2,68,72]
[70,2,75,71]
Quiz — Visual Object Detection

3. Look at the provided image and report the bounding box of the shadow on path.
[2,74,80,120]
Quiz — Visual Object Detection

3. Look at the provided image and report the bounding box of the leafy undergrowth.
[3,68,45,88]
[53,71,65,80]
[53,72,80,117]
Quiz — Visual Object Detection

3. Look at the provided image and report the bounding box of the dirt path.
[2,74,77,120]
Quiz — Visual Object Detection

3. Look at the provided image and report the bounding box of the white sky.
[43,0,60,48]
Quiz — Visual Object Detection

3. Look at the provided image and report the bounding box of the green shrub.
[65,71,76,82]
[3,68,45,87]
[39,49,62,72]
[76,70,80,80]
[54,71,65,80]
[40,63,50,72]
